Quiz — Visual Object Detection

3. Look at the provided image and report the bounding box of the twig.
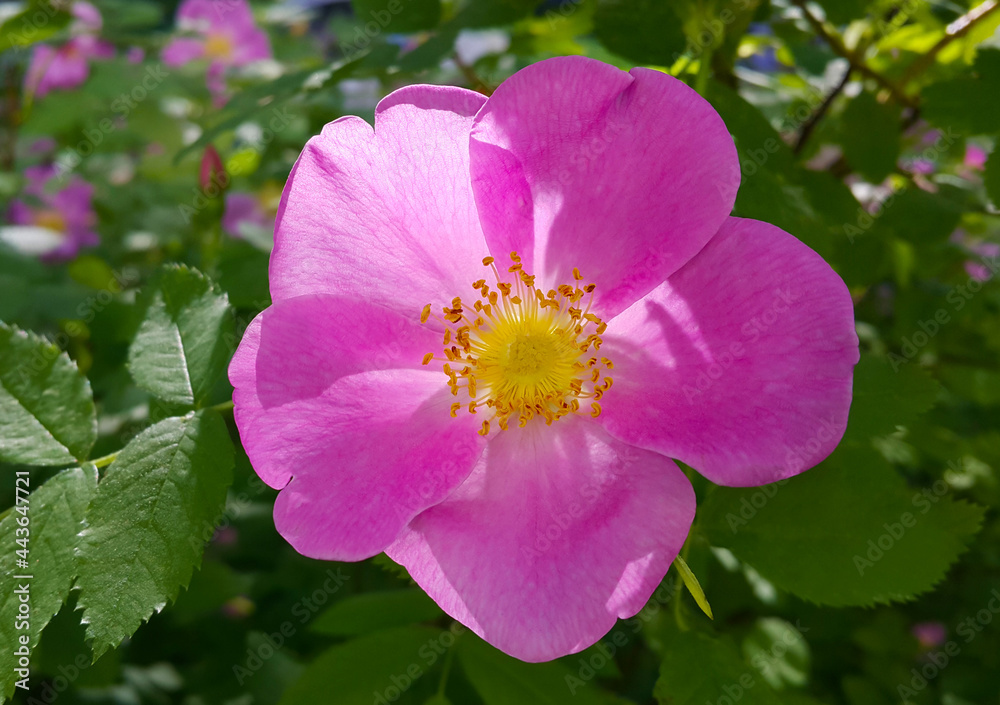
[792,0,917,108]
[794,63,851,154]
[899,0,1000,86]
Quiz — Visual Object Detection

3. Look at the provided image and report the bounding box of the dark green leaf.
[127,265,234,407]
[279,626,446,705]
[655,629,779,705]
[844,355,941,443]
[75,410,234,658]
[840,91,901,183]
[0,322,97,466]
[594,0,687,66]
[312,589,443,637]
[700,445,984,607]
[985,147,1000,208]
[0,466,97,701]
[458,635,607,705]
[352,0,441,32]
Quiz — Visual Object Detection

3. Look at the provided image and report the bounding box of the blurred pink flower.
[964,144,987,170]
[230,56,859,661]
[163,0,271,102]
[24,2,113,99]
[6,165,99,261]
[911,621,947,649]
[222,192,270,238]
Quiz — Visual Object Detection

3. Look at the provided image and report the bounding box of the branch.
[792,0,917,108]
[794,63,851,154]
[900,0,1000,86]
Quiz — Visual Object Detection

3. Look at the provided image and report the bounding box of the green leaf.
[312,589,443,637]
[700,444,985,607]
[985,147,1000,209]
[279,626,445,705]
[75,410,234,659]
[844,355,941,443]
[0,466,97,701]
[922,52,1000,135]
[351,0,441,32]
[0,322,97,466]
[654,629,780,705]
[458,635,608,705]
[127,265,234,407]
[593,0,687,67]
[741,618,810,690]
[874,187,962,245]
[673,555,713,620]
[0,1,72,53]
[840,91,901,183]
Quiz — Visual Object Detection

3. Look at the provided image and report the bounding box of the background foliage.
[2,0,1000,703]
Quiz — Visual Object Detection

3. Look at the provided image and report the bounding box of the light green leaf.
[458,635,607,705]
[700,444,984,607]
[673,555,713,620]
[127,265,234,407]
[0,322,97,466]
[0,1,72,53]
[279,626,445,705]
[312,589,443,637]
[75,410,234,658]
[0,466,97,701]
[741,618,810,690]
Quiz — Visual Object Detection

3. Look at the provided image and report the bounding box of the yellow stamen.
[419,252,614,436]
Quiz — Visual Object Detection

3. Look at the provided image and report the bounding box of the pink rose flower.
[24,2,113,99]
[6,165,99,261]
[163,0,271,102]
[230,57,859,662]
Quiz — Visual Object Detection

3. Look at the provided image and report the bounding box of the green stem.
[91,452,117,469]
[437,640,455,696]
[694,47,713,96]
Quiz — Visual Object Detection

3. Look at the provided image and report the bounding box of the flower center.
[421,252,614,436]
[34,209,66,233]
[204,33,233,60]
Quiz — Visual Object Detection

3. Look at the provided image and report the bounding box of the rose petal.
[230,294,485,560]
[469,55,740,318]
[269,85,489,314]
[388,417,694,662]
[599,217,859,487]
